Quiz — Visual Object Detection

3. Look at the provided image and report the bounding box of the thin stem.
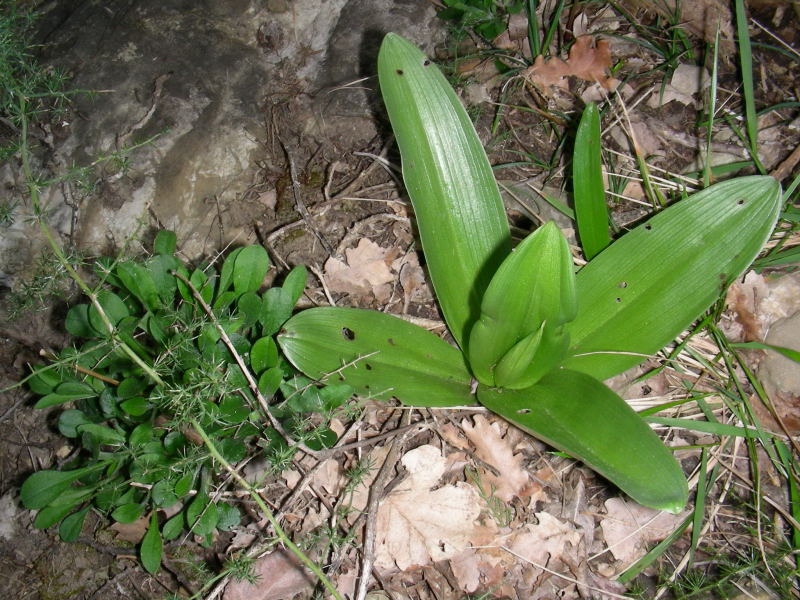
[191,419,344,600]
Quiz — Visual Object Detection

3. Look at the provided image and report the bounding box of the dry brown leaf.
[110,516,149,543]
[324,238,395,303]
[508,513,582,567]
[524,35,618,91]
[223,549,314,600]
[461,415,535,502]
[374,445,484,572]
[600,497,687,566]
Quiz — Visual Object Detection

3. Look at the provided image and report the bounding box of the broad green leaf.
[216,504,240,531]
[251,337,279,375]
[58,410,93,438]
[233,245,270,295]
[21,464,105,509]
[260,287,294,336]
[116,262,161,312]
[218,247,244,296]
[153,230,177,255]
[147,254,180,305]
[282,265,308,305]
[120,397,149,416]
[162,513,184,541]
[27,366,61,395]
[565,176,782,380]
[78,423,126,445]
[278,307,475,407]
[35,502,78,530]
[378,33,511,347]
[258,367,283,397]
[237,291,262,328]
[59,506,90,542]
[33,487,95,528]
[493,323,570,390]
[468,222,576,385]
[88,290,130,335]
[65,304,94,338]
[477,370,688,513]
[573,102,610,260]
[141,512,163,574]
[111,503,145,523]
[129,423,154,447]
[35,381,97,408]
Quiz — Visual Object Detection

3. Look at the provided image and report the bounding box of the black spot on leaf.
[342,327,355,340]
[517,408,531,415]
[396,69,404,75]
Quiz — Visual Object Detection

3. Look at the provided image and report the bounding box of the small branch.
[192,420,344,600]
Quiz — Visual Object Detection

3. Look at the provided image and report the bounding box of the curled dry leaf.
[223,549,314,600]
[450,513,580,595]
[461,414,537,502]
[524,36,618,91]
[600,497,687,567]
[324,238,395,303]
[374,444,485,572]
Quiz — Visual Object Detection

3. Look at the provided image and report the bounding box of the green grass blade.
[526,0,540,57]
[689,448,708,565]
[643,417,759,438]
[573,103,610,259]
[734,0,766,174]
[730,341,800,362]
[378,34,511,347]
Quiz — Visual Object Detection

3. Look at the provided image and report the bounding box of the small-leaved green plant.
[277,34,783,514]
[19,231,354,574]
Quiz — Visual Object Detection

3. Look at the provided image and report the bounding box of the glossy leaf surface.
[573,102,610,260]
[468,222,576,385]
[565,176,782,380]
[378,33,511,347]
[477,370,688,513]
[278,307,475,407]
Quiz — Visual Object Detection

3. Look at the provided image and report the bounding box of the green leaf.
[282,265,308,305]
[88,290,131,335]
[33,487,95,528]
[251,337,279,375]
[237,291,262,329]
[111,503,145,523]
[216,504,240,531]
[129,423,154,447]
[116,262,161,312]
[27,366,62,395]
[59,506,90,542]
[233,245,270,295]
[152,480,179,508]
[147,254,180,305]
[260,287,294,336]
[78,423,126,445]
[58,410,93,438]
[153,230,177,255]
[218,247,244,296]
[378,33,511,347]
[35,381,97,408]
[258,367,283,397]
[477,370,688,513]
[573,102,610,260]
[141,512,163,574]
[565,176,782,379]
[65,304,95,338]
[468,222,576,385]
[278,307,474,407]
[730,341,800,363]
[21,464,104,509]
[162,512,184,541]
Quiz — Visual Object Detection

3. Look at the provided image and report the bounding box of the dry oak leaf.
[525,35,618,90]
[461,414,535,502]
[600,497,687,566]
[223,549,314,600]
[324,238,395,303]
[374,444,485,572]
